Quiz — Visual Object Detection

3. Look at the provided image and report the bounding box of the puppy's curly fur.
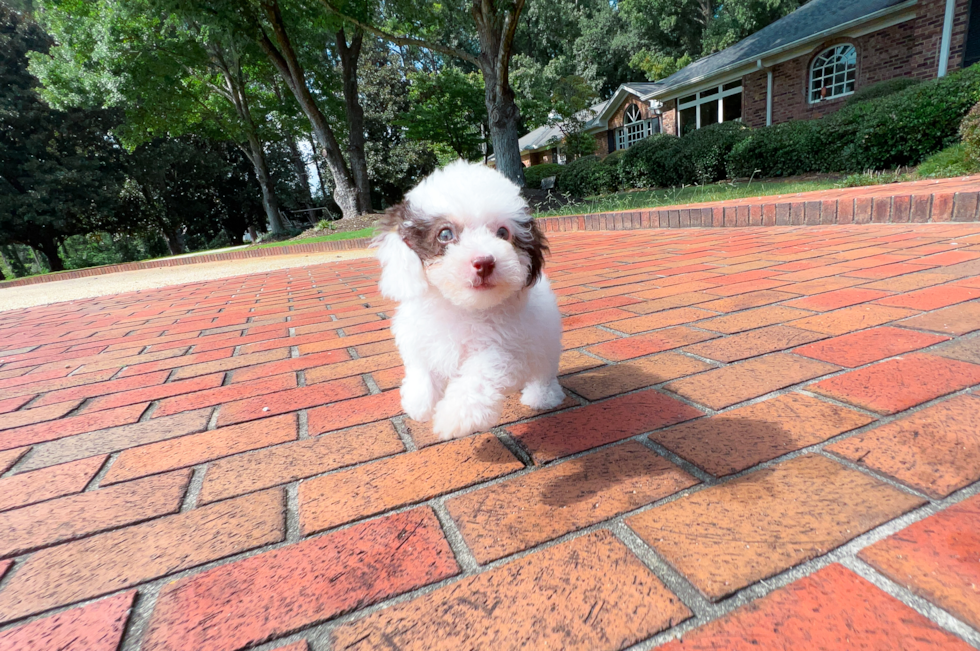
[374,161,564,440]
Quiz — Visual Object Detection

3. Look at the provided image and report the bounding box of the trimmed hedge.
[523,163,564,189]
[959,100,980,167]
[844,77,921,106]
[554,65,980,197]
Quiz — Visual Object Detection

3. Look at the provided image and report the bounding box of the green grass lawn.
[535,177,845,217]
[254,227,377,249]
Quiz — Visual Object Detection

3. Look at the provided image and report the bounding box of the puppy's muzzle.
[472,256,495,279]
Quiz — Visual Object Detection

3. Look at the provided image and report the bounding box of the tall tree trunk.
[162,228,186,256]
[473,0,526,187]
[37,238,64,272]
[209,43,285,235]
[285,135,314,208]
[336,28,372,213]
[257,1,362,219]
[241,136,284,235]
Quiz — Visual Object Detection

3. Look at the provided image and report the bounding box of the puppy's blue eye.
[496,227,509,240]
[437,227,454,243]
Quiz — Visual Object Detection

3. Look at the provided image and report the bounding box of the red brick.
[0,394,32,415]
[103,414,297,485]
[827,394,980,498]
[82,373,225,413]
[141,508,458,651]
[698,290,796,313]
[153,374,297,418]
[115,349,233,378]
[860,494,980,630]
[875,284,980,310]
[561,325,619,349]
[696,305,812,334]
[447,441,697,562]
[225,349,350,383]
[508,389,702,463]
[332,530,690,651]
[683,325,827,363]
[560,351,713,400]
[585,326,717,361]
[628,454,924,600]
[0,591,135,651]
[291,330,391,356]
[0,402,147,452]
[810,353,980,414]
[559,295,642,315]
[169,348,294,380]
[0,489,284,623]
[793,326,949,367]
[0,469,190,557]
[27,370,172,408]
[300,433,521,533]
[0,399,80,432]
[0,455,106,513]
[788,304,919,335]
[898,300,980,335]
[651,393,874,476]
[784,287,891,312]
[656,564,971,651]
[666,353,838,410]
[607,307,716,334]
[215,376,366,427]
[199,420,404,504]
[307,389,402,434]
[561,307,634,330]
[0,448,27,474]
[18,408,212,472]
[304,351,402,385]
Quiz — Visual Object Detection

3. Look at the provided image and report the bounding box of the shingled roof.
[650,0,912,95]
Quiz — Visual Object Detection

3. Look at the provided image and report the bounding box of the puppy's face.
[376,162,548,311]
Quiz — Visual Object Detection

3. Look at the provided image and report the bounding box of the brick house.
[516,0,979,167]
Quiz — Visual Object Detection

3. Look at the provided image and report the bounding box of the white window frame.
[677,81,743,132]
[614,104,659,151]
[555,145,567,165]
[809,44,857,103]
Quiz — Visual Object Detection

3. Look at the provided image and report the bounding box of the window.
[613,104,660,150]
[677,81,742,134]
[810,44,856,103]
[555,145,567,165]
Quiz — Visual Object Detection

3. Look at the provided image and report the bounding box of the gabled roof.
[646,0,914,97]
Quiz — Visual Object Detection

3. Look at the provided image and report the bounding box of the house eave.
[640,0,918,101]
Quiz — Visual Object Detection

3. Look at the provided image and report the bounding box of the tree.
[399,67,487,161]
[318,0,530,186]
[29,0,288,234]
[0,4,125,271]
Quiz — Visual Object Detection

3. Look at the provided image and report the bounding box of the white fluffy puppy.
[375,160,564,441]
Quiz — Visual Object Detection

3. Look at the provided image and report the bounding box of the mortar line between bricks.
[430,500,479,572]
[389,416,416,452]
[180,464,207,511]
[84,452,116,491]
[840,557,980,649]
[284,483,302,543]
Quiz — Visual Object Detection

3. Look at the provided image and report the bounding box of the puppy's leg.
[432,356,506,441]
[400,364,442,422]
[521,376,564,410]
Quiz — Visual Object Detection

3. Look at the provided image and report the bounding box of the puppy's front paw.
[400,381,437,422]
[521,378,565,410]
[432,397,499,441]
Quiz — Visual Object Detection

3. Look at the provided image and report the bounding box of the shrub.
[557,155,619,197]
[916,143,979,178]
[727,119,825,179]
[727,64,980,178]
[959,101,980,167]
[845,77,921,106]
[679,121,750,184]
[523,163,565,189]
[619,133,687,189]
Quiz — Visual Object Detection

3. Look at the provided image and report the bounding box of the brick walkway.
[1,224,980,651]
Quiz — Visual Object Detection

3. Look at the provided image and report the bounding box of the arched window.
[615,103,659,150]
[810,44,856,103]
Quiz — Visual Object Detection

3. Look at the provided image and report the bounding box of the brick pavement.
[0,224,979,650]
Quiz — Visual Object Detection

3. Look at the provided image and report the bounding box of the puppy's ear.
[375,203,428,301]
[513,217,549,286]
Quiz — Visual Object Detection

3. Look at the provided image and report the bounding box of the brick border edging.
[0,237,374,289]
[536,189,980,234]
[4,188,979,289]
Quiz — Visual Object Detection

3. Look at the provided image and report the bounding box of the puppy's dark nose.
[472,256,495,279]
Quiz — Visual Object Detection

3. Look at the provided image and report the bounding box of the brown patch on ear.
[381,201,449,262]
[514,218,549,286]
